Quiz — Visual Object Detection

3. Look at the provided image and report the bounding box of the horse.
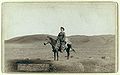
[44,36,75,61]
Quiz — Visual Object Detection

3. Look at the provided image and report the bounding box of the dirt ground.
[3,35,116,73]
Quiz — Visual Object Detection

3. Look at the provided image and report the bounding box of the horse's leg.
[67,50,70,60]
[57,51,59,61]
[54,52,56,60]
[66,44,71,60]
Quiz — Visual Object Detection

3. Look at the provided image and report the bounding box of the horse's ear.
[47,36,49,38]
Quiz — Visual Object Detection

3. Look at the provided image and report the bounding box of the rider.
[55,27,66,52]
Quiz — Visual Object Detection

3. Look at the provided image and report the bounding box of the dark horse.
[44,36,75,61]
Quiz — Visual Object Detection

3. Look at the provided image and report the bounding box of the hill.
[5,34,115,46]
[4,34,116,72]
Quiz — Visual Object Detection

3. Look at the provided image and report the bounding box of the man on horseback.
[44,27,75,60]
[55,27,66,53]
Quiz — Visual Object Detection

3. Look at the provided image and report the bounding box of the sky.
[2,2,117,40]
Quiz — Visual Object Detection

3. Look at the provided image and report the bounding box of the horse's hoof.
[67,57,69,60]
[70,56,73,58]
[44,43,46,45]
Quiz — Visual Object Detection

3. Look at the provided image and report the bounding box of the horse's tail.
[72,49,76,53]
[67,44,76,53]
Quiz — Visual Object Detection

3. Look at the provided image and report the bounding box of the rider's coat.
[55,31,66,50]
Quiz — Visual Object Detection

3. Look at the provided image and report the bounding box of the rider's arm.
[63,32,66,41]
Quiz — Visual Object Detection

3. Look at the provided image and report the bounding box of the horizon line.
[4,33,115,40]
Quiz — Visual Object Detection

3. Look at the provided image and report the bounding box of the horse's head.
[44,36,56,46]
[44,36,52,45]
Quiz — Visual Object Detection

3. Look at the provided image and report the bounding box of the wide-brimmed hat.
[60,27,65,31]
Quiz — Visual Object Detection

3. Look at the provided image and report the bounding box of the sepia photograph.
[2,2,118,73]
